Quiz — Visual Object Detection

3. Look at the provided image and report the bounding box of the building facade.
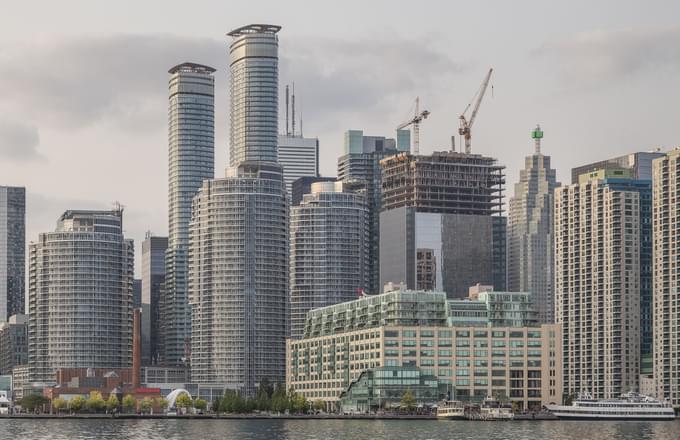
[291,176,337,206]
[278,134,319,197]
[379,152,507,297]
[652,149,680,407]
[188,24,288,396]
[507,127,560,323]
[0,186,25,322]
[162,62,215,366]
[290,181,369,339]
[28,210,134,382]
[555,173,641,399]
[337,130,407,294]
[570,151,664,185]
[0,314,27,375]
[142,234,168,366]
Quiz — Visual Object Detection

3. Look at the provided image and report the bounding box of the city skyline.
[1,2,679,277]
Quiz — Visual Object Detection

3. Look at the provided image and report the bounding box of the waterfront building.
[653,149,680,407]
[278,134,319,197]
[0,314,27,375]
[338,130,407,294]
[291,176,337,206]
[287,288,562,411]
[571,151,664,185]
[555,169,641,399]
[379,151,507,297]
[507,126,560,323]
[290,181,369,339]
[0,186,25,322]
[162,62,215,366]
[188,24,288,396]
[141,234,168,366]
[28,209,134,382]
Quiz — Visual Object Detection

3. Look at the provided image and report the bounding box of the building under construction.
[379,151,506,298]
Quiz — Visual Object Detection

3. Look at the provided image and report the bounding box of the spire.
[531,124,544,154]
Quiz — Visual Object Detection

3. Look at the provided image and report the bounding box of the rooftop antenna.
[291,82,296,137]
[531,124,544,154]
[285,85,290,136]
[300,100,303,137]
[451,135,456,152]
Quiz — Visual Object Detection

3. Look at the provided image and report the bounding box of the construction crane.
[397,97,430,155]
[458,68,493,154]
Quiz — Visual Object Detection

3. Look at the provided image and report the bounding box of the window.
[438,349,452,357]
[474,360,488,367]
[385,340,399,347]
[438,359,451,366]
[456,340,470,347]
[438,339,452,347]
[509,331,524,338]
[456,330,470,338]
[492,331,506,338]
[404,330,417,338]
[492,370,506,377]
[456,359,470,367]
[421,330,434,338]
[456,350,470,357]
[439,369,452,377]
[421,359,435,366]
[384,330,399,338]
[493,340,507,348]
[420,349,435,357]
[438,330,452,338]
[420,340,434,347]
[474,330,488,338]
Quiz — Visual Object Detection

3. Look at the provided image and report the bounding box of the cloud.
[533,27,680,87]
[0,120,42,161]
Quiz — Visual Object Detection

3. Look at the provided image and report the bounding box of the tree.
[52,397,67,413]
[271,383,289,413]
[122,394,136,413]
[291,393,309,414]
[313,400,325,412]
[175,393,193,413]
[69,395,86,413]
[154,397,168,413]
[400,389,416,412]
[256,379,273,411]
[140,397,152,414]
[19,394,49,412]
[86,391,106,412]
[194,398,207,412]
[106,394,119,413]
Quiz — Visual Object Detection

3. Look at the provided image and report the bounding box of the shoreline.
[0,413,564,420]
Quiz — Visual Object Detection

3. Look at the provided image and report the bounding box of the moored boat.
[546,392,676,420]
[436,400,465,420]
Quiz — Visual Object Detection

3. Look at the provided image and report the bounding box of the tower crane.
[397,97,430,155]
[458,68,493,154]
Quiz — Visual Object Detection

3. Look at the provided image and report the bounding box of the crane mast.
[459,68,493,154]
[397,97,430,155]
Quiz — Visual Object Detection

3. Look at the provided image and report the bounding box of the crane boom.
[396,97,430,155]
[459,68,493,154]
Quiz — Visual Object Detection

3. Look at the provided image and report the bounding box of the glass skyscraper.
[161,63,215,366]
[0,186,25,322]
[188,24,288,395]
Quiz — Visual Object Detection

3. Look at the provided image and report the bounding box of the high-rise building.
[141,234,168,366]
[653,149,680,406]
[188,24,288,395]
[278,135,319,197]
[0,186,25,322]
[555,170,641,399]
[507,126,560,323]
[289,180,369,339]
[28,209,134,382]
[0,314,27,375]
[337,130,408,293]
[570,151,664,185]
[379,151,507,297]
[162,62,215,366]
[290,176,337,206]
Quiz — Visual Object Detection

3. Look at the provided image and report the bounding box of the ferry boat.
[436,400,465,419]
[478,396,514,420]
[546,392,676,420]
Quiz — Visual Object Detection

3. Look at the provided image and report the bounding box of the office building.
[653,149,680,407]
[287,287,562,411]
[0,186,25,322]
[379,151,507,297]
[278,134,319,197]
[337,130,407,293]
[290,181,369,338]
[571,151,664,184]
[291,176,337,206]
[507,127,560,323]
[28,209,134,382]
[162,62,215,366]
[0,314,27,375]
[188,24,288,396]
[142,234,168,366]
[555,170,641,399]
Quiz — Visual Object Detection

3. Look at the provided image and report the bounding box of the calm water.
[1,418,679,440]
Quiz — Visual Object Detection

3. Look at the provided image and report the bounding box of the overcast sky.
[1,0,679,276]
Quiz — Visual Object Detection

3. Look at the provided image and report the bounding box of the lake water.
[1,418,679,440]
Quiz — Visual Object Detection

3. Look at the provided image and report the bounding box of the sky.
[1,0,679,276]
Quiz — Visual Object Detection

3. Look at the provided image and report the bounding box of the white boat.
[546,392,676,420]
[436,400,465,419]
[473,396,514,420]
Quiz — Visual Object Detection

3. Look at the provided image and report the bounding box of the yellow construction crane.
[459,68,493,154]
[397,97,430,155]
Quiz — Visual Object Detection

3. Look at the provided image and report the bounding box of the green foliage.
[122,394,137,412]
[140,397,152,413]
[290,393,309,413]
[219,390,246,413]
[175,393,193,410]
[69,395,86,412]
[271,383,288,413]
[19,394,49,412]
[400,389,416,411]
[52,397,67,412]
[155,397,168,410]
[193,398,207,411]
[106,394,119,412]
[313,400,325,412]
[255,378,274,411]
[86,391,106,412]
